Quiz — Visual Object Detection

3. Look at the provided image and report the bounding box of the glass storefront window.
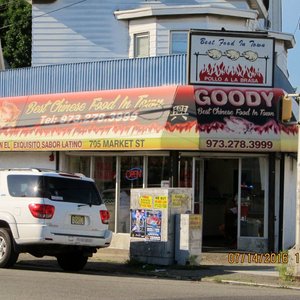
[147,156,170,187]
[120,156,143,233]
[94,157,116,232]
[68,156,90,177]
[179,157,193,187]
[240,157,266,237]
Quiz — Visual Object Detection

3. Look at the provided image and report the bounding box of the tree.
[0,0,32,68]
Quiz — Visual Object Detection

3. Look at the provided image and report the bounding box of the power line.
[0,0,89,30]
[32,0,88,20]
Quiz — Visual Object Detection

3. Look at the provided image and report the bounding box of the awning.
[0,85,297,152]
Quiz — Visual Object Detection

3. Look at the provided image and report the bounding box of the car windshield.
[7,175,102,205]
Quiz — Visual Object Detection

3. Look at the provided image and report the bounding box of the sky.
[282,0,300,91]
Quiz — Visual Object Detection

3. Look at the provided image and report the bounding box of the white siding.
[283,155,297,249]
[155,16,256,56]
[32,0,131,65]
[274,40,289,77]
[32,0,265,66]
[274,159,281,252]
[0,152,56,170]
[268,0,282,31]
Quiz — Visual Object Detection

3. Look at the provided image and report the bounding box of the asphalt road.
[0,260,299,300]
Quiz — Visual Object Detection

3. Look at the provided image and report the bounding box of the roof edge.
[114,5,258,21]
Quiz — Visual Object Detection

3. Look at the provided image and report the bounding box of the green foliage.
[276,263,294,282]
[0,0,32,68]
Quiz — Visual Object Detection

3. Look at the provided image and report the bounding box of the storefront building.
[0,1,297,253]
[0,83,297,253]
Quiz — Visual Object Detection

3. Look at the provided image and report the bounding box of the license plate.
[71,215,85,225]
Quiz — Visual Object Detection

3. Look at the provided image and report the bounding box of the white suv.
[0,168,112,271]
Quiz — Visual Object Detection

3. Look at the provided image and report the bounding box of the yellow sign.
[171,194,186,207]
[139,195,152,208]
[189,215,202,229]
[154,196,168,209]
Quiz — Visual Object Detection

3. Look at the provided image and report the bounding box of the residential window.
[170,31,188,54]
[134,33,149,58]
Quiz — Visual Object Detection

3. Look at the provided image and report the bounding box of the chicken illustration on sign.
[205,49,259,61]
[197,49,268,84]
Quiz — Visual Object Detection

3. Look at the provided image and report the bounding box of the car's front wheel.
[0,228,19,268]
[56,251,88,271]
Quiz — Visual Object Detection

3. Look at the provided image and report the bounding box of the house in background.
[0,0,297,253]
[31,1,292,71]
[31,0,294,93]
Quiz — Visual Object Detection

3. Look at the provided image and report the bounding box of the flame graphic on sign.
[0,118,297,140]
[199,62,264,83]
[0,120,199,139]
[196,119,297,135]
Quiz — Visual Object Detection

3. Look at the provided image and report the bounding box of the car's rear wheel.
[56,251,88,271]
[0,228,19,268]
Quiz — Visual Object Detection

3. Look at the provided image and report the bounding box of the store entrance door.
[201,158,239,249]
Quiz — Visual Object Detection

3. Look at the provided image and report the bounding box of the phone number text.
[40,112,138,125]
[205,139,273,150]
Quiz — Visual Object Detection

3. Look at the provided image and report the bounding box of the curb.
[202,278,300,290]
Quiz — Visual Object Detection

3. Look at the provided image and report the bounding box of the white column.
[268,0,282,32]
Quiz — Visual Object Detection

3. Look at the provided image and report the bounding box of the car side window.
[7,175,42,197]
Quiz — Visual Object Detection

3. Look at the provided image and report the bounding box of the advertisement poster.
[145,210,162,241]
[130,209,162,240]
[130,209,146,238]
[153,195,168,209]
[188,31,275,87]
[139,195,153,209]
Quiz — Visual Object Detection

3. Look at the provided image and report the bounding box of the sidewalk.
[91,247,300,290]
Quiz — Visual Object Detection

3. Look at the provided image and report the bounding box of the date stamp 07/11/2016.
[228,252,300,264]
